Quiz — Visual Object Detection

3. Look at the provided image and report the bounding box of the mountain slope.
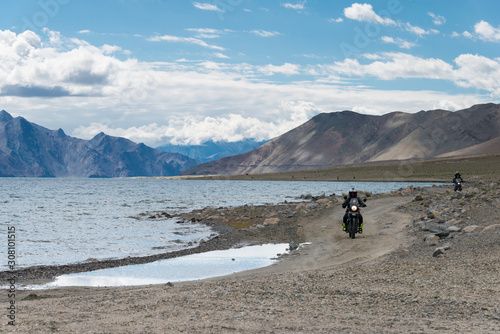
[182,103,500,176]
[0,111,199,177]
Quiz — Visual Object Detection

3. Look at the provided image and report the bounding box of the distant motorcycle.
[453,178,463,192]
[346,197,362,239]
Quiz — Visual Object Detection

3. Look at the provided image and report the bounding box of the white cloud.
[428,12,446,26]
[453,54,500,96]
[72,101,322,146]
[213,52,229,59]
[282,1,307,11]
[100,44,122,55]
[77,30,91,34]
[0,29,495,147]
[344,3,396,26]
[193,2,223,12]
[258,63,301,76]
[331,53,453,80]
[147,34,225,51]
[329,52,500,97]
[185,28,233,39]
[329,17,344,23]
[250,30,281,37]
[474,20,500,42]
[463,31,473,39]
[403,22,439,37]
[381,36,417,49]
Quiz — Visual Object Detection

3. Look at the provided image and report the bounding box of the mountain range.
[0,110,198,177]
[156,139,268,163]
[182,103,500,176]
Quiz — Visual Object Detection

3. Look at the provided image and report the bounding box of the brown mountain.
[182,103,500,176]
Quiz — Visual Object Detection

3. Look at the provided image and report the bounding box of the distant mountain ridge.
[0,110,199,177]
[156,139,268,163]
[182,103,500,176]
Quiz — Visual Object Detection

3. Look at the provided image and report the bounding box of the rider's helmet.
[349,188,357,198]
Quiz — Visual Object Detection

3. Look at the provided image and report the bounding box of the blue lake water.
[1,178,436,270]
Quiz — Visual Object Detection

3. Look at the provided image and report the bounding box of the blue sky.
[1,0,499,146]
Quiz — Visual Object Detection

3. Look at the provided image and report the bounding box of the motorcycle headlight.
[351,205,358,211]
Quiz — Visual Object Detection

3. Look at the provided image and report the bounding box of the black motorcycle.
[453,178,463,192]
[346,197,361,239]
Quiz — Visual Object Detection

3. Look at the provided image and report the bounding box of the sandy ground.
[2,188,499,333]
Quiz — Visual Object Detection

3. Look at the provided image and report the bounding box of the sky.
[1,0,499,146]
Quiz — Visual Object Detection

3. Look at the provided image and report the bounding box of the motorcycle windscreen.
[350,198,360,207]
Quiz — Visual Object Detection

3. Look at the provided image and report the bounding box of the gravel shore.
[2,182,499,333]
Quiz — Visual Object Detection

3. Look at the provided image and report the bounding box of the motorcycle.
[453,178,462,192]
[346,197,362,239]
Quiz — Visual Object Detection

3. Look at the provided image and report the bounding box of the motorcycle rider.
[342,188,366,233]
[453,171,463,191]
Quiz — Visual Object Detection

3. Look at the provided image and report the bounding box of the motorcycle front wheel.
[349,218,358,239]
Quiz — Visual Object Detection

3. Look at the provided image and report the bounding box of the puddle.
[23,243,291,289]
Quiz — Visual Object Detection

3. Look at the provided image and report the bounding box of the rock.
[463,225,479,233]
[289,241,299,251]
[425,209,436,219]
[306,203,319,210]
[295,203,307,211]
[401,186,413,195]
[445,219,460,227]
[414,194,424,201]
[424,234,440,246]
[434,230,450,238]
[447,226,461,233]
[433,247,446,257]
[412,219,424,228]
[316,198,332,206]
[263,218,280,226]
[422,222,446,233]
[432,218,446,225]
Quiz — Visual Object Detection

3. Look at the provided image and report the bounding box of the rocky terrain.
[183,103,500,176]
[2,181,499,333]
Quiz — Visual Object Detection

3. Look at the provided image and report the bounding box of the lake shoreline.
[2,181,437,284]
